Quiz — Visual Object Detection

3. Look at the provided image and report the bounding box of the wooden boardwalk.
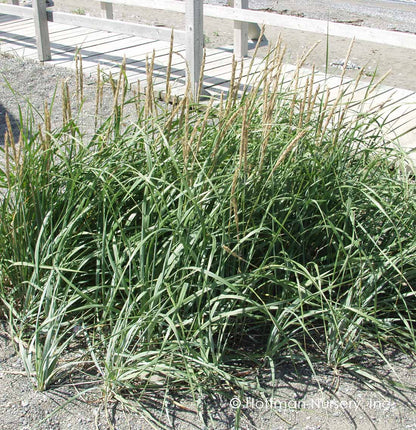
[1,13,416,164]
[0,14,258,96]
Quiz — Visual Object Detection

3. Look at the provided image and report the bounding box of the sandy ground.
[44,0,416,91]
[0,317,416,429]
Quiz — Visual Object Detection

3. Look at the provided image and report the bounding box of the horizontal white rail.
[0,3,33,18]
[203,5,416,51]
[49,12,185,44]
[98,0,416,50]
[99,0,185,13]
[0,5,185,44]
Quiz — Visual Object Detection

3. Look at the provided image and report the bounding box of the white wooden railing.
[1,0,416,96]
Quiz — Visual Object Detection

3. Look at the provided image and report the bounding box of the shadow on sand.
[0,102,20,147]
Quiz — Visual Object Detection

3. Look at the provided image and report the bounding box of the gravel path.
[1,318,416,429]
[0,54,119,142]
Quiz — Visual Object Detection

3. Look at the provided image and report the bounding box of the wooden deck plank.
[1,18,73,37]
[36,33,134,61]
[0,21,33,34]
[64,39,174,75]
[67,36,156,61]
[0,14,21,24]
[80,40,173,67]
[0,25,36,43]
[128,50,250,95]
[18,32,136,63]
[0,25,100,50]
[87,47,185,83]
[0,17,32,29]
[0,21,107,57]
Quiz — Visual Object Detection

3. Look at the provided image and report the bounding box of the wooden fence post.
[185,0,204,98]
[233,0,248,58]
[32,0,51,61]
[100,1,114,19]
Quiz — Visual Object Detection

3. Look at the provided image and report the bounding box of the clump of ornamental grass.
[0,41,415,427]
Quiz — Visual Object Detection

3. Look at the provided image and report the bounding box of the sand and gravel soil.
[1,318,416,429]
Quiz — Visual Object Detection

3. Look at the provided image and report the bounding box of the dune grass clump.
[1,46,415,425]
